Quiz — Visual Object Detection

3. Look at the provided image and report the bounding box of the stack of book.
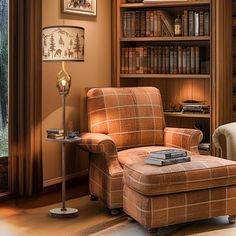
[182,104,210,114]
[47,128,64,140]
[145,149,190,166]
[121,46,208,74]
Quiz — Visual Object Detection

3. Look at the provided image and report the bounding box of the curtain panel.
[9,0,43,196]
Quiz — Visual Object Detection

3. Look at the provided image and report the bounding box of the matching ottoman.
[123,155,236,232]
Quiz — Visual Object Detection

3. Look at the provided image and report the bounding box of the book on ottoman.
[146,149,190,166]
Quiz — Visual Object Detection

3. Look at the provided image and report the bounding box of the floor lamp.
[42,26,84,217]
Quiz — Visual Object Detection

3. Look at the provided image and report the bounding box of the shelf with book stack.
[112,0,213,151]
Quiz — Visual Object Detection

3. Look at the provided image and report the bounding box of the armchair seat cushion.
[118,146,188,166]
[123,155,236,196]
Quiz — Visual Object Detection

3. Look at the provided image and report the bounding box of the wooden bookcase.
[112,0,233,154]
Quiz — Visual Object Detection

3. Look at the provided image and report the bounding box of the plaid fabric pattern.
[123,185,236,229]
[164,127,203,154]
[78,87,203,209]
[87,87,165,151]
[89,153,123,209]
[123,155,236,196]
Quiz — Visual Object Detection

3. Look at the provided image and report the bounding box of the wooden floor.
[0,184,112,236]
[0,184,236,236]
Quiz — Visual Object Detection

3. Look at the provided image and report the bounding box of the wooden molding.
[211,0,233,154]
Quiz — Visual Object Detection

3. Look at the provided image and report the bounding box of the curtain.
[9,0,43,196]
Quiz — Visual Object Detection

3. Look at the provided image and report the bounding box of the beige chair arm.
[212,122,236,161]
[164,127,203,154]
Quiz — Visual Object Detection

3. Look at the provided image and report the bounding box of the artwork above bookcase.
[112,0,233,154]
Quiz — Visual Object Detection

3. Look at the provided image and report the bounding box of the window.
[0,0,8,192]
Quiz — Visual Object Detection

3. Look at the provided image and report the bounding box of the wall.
[42,0,111,186]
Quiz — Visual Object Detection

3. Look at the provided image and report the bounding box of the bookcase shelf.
[112,0,218,152]
[164,112,210,118]
[121,36,210,42]
[120,74,210,79]
[120,0,210,8]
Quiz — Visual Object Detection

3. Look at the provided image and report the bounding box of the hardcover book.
[149,149,187,159]
[145,156,191,166]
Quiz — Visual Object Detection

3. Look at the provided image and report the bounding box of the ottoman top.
[123,155,236,196]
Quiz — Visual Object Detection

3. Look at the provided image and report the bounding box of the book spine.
[183,47,187,74]
[146,11,150,37]
[154,47,158,73]
[186,47,191,74]
[132,48,136,73]
[140,11,146,37]
[153,10,158,37]
[182,14,185,36]
[135,11,140,37]
[147,47,151,74]
[194,11,199,36]
[144,47,148,74]
[162,46,166,74]
[157,10,161,37]
[140,47,144,74]
[195,47,200,74]
[131,11,136,38]
[123,11,127,38]
[136,47,140,74]
[165,46,170,74]
[127,12,131,38]
[189,11,194,36]
[199,11,204,36]
[150,11,154,37]
[204,11,210,36]
[158,46,162,74]
[190,46,195,74]
[178,46,183,74]
[150,47,154,73]
[129,47,132,74]
[121,47,125,74]
[170,46,174,74]
[173,46,178,74]
[183,10,188,36]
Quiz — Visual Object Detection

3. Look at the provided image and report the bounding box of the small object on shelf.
[174,15,182,36]
[67,131,79,139]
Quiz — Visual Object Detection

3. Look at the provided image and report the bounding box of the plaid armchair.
[78,87,203,210]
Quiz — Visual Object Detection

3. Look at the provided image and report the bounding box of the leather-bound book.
[146,11,151,37]
[165,46,170,74]
[132,47,136,73]
[178,46,183,74]
[162,46,166,74]
[135,11,141,37]
[144,47,148,74]
[123,11,128,38]
[170,46,174,74]
[199,11,204,36]
[140,11,146,37]
[204,11,210,36]
[195,47,200,74]
[150,11,154,37]
[121,47,125,74]
[131,11,136,38]
[139,47,144,74]
[189,11,194,36]
[194,11,199,36]
[183,10,188,36]
[157,10,161,37]
[135,47,140,73]
[186,47,191,74]
[173,46,178,74]
[190,46,195,74]
[182,47,187,74]
[158,46,162,73]
[154,47,158,73]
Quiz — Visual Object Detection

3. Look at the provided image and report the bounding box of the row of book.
[121,46,209,74]
[181,10,210,37]
[145,149,190,166]
[122,9,210,38]
[123,10,174,38]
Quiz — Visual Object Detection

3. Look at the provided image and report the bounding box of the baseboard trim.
[43,169,89,187]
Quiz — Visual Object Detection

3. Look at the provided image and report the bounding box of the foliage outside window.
[0,0,8,157]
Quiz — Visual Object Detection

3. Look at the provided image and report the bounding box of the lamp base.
[49,207,79,218]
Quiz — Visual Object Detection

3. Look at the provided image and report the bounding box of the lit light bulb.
[61,79,66,87]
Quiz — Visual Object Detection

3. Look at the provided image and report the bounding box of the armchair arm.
[164,127,203,154]
[77,133,121,175]
[212,122,236,160]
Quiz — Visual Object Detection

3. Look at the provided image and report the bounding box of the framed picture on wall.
[62,0,97,16]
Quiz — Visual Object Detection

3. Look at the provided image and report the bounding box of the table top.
[47,137,82,143]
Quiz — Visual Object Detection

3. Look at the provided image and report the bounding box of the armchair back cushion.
[87,87,166,150]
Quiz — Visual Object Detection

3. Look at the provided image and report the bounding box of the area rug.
[70,214,188,236]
